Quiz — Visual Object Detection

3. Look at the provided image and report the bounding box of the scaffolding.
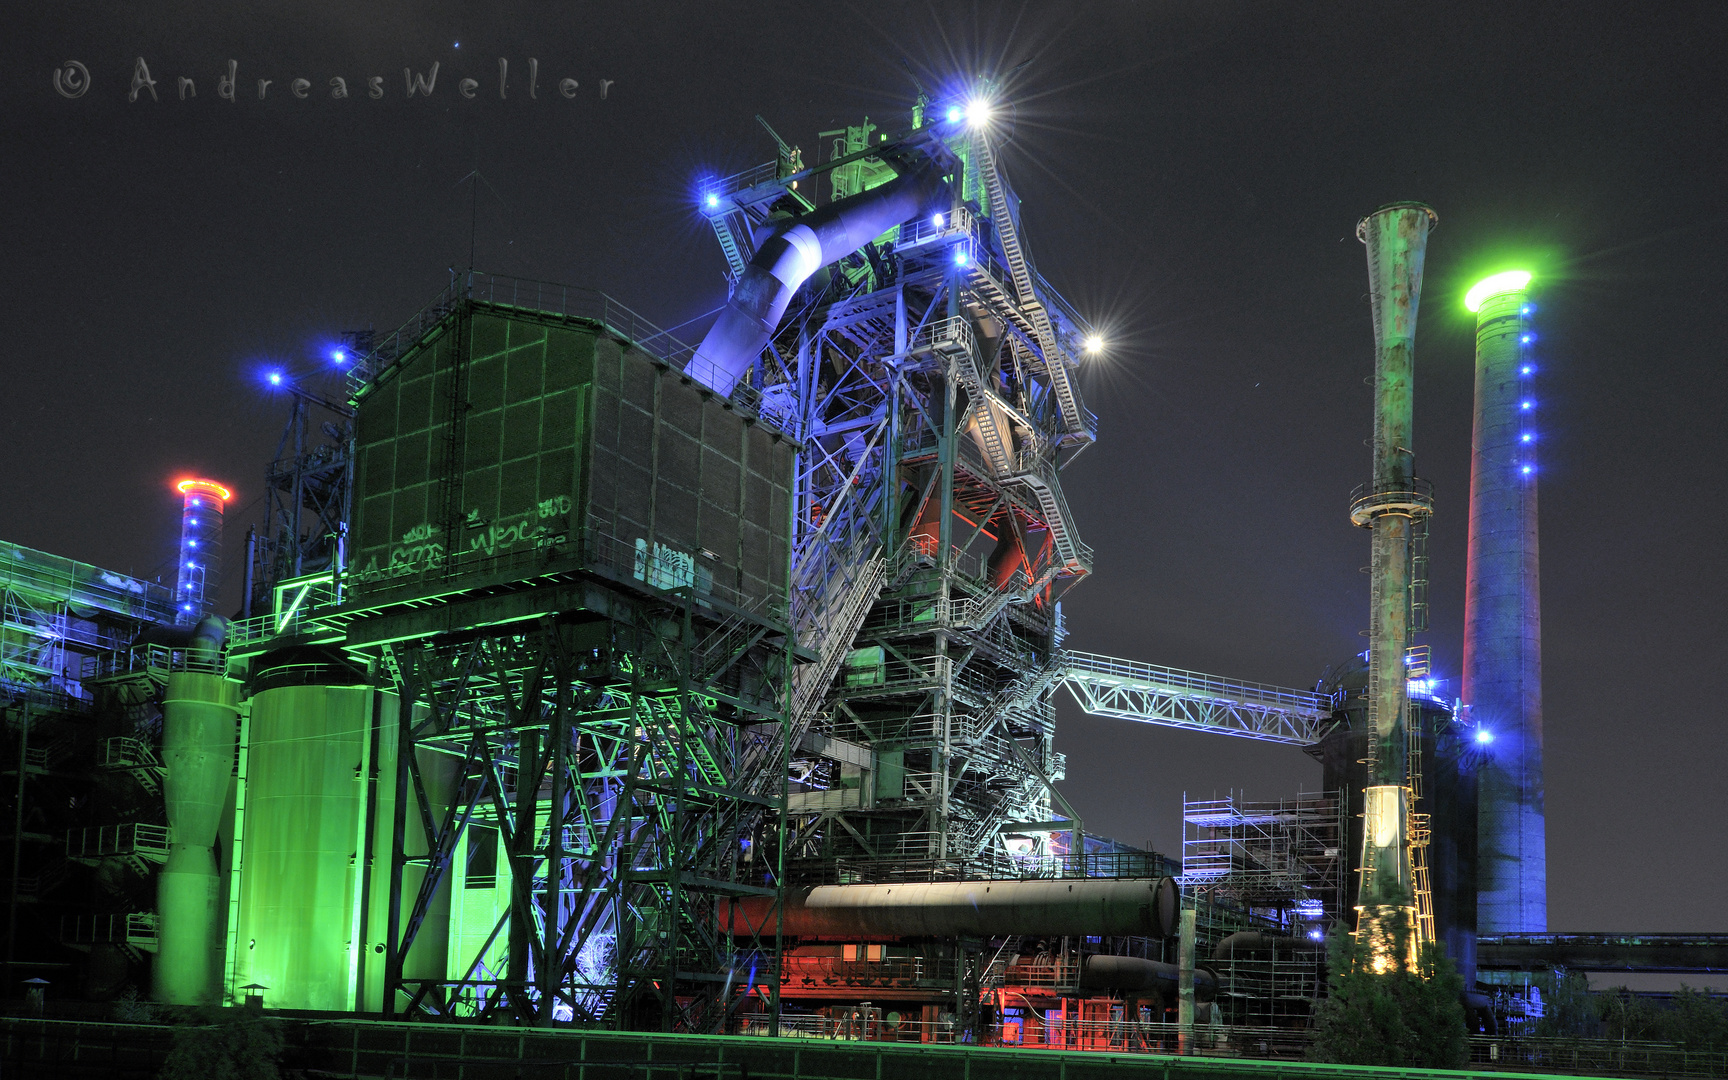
[1181,792,1346,1026]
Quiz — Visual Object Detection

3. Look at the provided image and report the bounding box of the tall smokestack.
[1350,203,1436,960]
[173,478,231,622]
[1462,270,1545,933]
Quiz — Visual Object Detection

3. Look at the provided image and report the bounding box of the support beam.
[1059,651,1334,746]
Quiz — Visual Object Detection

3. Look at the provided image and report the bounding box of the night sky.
[6,3,1724,933]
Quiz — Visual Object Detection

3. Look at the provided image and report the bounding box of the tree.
[158,1010,283,1080]
[1533,969,1596,1040]
[1311,905,1466,1069]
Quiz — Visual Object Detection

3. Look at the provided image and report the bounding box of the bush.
[157,1010,283,1080]
[1311,907,1466,1069]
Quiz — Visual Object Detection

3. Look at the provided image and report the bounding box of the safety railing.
[66,822,170,863]
[82,642,225,683]
[1348,475,1435,526]
[1061,651,1332,718]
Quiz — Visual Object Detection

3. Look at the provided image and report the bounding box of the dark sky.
[6,2,1725,932]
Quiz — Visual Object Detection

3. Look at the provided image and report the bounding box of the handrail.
[1062,651,1331,716]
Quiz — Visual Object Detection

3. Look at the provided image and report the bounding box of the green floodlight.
[1465,270,1533,313]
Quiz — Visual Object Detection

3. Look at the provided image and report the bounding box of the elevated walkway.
[1060,652,1336,745]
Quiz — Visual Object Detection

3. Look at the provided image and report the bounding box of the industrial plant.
[4,90,1722,1068]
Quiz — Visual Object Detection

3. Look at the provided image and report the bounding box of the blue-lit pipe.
[688,166,945,397]
[1465,275,1545,932]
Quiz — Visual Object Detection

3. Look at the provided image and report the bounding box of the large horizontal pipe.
[689,165,945,398]
[1477,934,1728,974]
[727,877,1180,940]
[1078,955,1217,1002]
[1211,931,1326,962]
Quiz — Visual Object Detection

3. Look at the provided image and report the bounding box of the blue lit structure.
[173,478,230,620]
[1463,271,1545,933]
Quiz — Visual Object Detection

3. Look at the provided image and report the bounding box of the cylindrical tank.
[727,877,1179,940]
[173,478,230,621]
[154,617,240,1005]
[232,647,391,1011]
[1462,271,1545,934]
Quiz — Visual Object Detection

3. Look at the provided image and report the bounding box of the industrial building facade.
[3,93,1628,1052]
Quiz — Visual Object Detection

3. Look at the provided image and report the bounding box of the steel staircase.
[974,135,1087,439]
[1016,461,1091,574]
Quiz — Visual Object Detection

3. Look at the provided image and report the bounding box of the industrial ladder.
[1405,704,1436,948]
[973,135,1087,438]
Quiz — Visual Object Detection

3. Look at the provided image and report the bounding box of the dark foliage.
[1310,908,1467,1069]
[157,1009,283,1080]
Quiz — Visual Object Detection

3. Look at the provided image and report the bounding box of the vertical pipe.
[1464,271,1544,933]
[540,685,567,1026]
[6,694,31,974]
[174,479,231,621]
[1352,203,1435,954]
[1177,907,1196,1054]
[241,527,257,621]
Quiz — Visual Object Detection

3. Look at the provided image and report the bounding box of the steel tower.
[1349,204,1436,963]
[173,479,230,620]
[1463,270,1545,933]
[699,100,1096,883]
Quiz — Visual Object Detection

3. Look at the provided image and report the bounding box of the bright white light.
[1309,930,1324,940]
[1475,729,1494,744]
[1083,334,1105,353]
[931,213,944,227]
[964,98,992,127]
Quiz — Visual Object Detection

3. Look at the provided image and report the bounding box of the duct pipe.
[1080,954,1216,1001]
[689,166,946,397]
[727,877,1179,940]
[1351,203,1435,925]
[1464,271,1545,933]
[1211,931,1327,962]
[154,615,239,1005]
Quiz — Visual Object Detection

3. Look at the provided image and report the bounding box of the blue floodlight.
[1520,400,1533,410]
[332,349,347,364]
[266,371,283,386]
[1521,434,1533,443]
[1521,466,1533,475]
[946,105,963,123]
[705,193,719,209]
[1475,729,1494,744]
[953,248,968,266]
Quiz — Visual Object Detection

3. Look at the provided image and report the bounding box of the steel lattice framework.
[1058,651,1336,746]
[697,103,1105,882]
